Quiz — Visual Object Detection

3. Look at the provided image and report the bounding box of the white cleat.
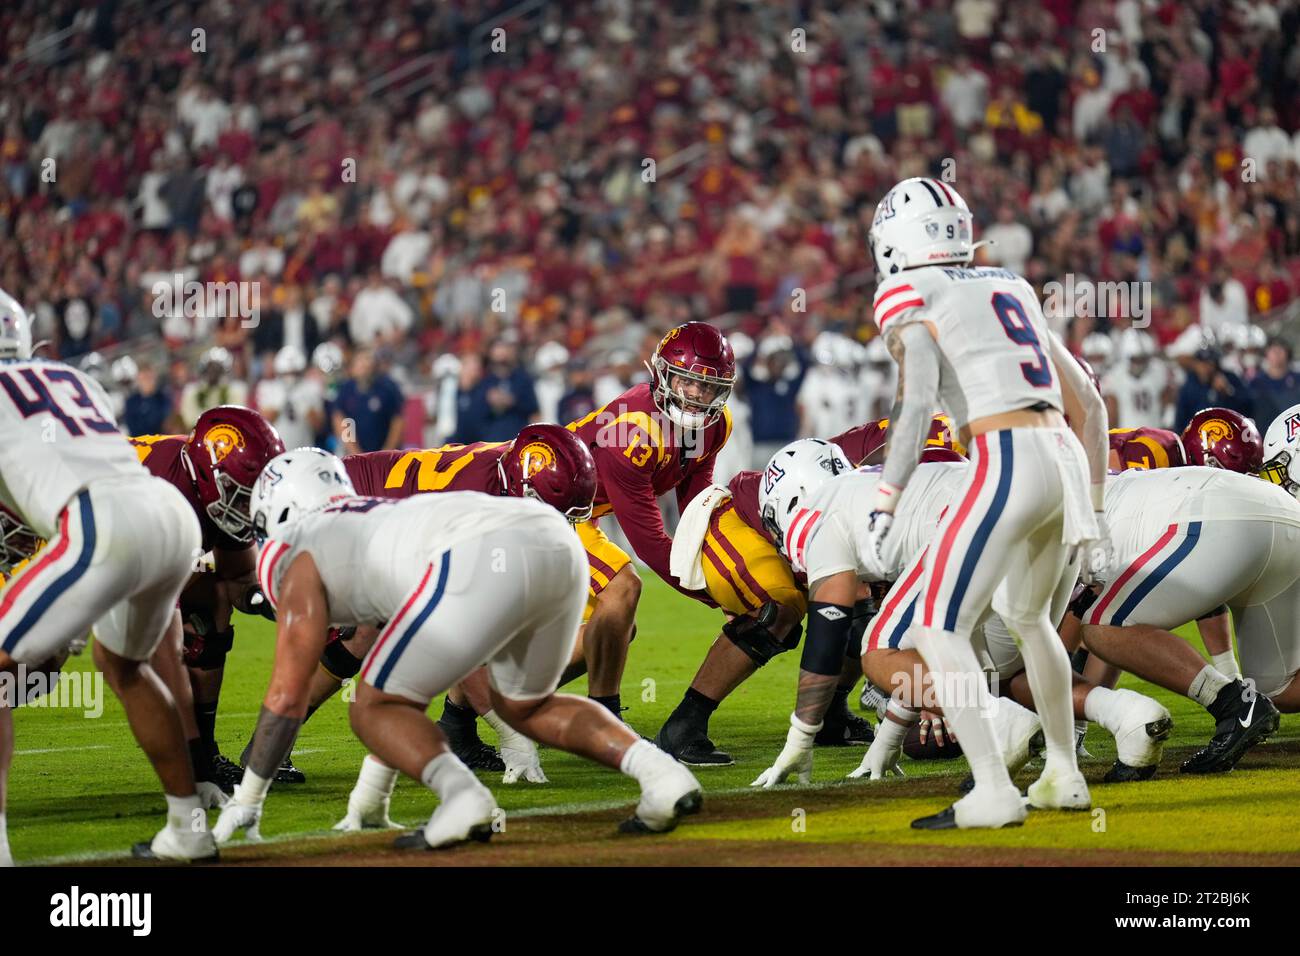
[132,825,219,862]
[1027,768,1091,811]
[399,782,497,850]
[992,701,1044,777]
[621,757,703,834]
[914,783,1027,830]
[1103,690,1172,782]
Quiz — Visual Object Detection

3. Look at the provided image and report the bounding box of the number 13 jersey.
[0,358,141,538]
[871,266,1064,428]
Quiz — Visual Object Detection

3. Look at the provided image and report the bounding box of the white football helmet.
[1118,327,1157,363]
[0,287,33,360]
[1082,332,1115,370]
[251,447,356,539]
[758,439,852,558]
[273,345,307,376]
[868,177,973,277]
[1260,404,1300,497]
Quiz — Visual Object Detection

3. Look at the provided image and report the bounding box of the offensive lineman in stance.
[214,448,701,849]
[781,178,1113,829]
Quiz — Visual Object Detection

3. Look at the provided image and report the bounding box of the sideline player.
[131,407,286,791]
[0,289,214,863]
[213,449,701,848]
[849,177,1111,829]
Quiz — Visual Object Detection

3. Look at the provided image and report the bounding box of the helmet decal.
[518,440,556,480]
[204,424,246,465]
[1288,413,1300,442]
[1198,418,1234,446]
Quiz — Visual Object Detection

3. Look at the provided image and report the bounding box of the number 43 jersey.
[872,266,1064,428]
[0,358,142,538]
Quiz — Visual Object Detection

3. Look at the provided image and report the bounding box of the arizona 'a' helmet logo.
[203,424,246,464]
[1288,414,1300,442]
[1198,418,1234,445]
[518,441,556,479]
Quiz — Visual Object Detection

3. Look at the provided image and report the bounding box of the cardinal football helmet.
[647,322,736,430]
[497,423,597,524]
[184,406,286,543]
[1181,407,1263,474]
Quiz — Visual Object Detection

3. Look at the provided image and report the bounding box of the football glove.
[751,713,819,788]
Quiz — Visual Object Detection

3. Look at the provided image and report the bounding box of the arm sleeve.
[880,323,941,492]
[1047,330,1108,504]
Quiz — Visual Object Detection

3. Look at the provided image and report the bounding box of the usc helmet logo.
[658,327,681,352]
[203,424,246,464]
[518,441,556,479]
[1198,419,1234,446]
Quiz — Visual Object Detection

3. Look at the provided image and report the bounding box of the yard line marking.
[15,744,111,756]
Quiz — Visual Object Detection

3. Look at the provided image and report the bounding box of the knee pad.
[321,630,364,680]
[184,625,234,670]
[801,602,853,676]
[723,601,800,667]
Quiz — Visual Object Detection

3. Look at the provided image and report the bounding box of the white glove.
[865,510,894,567]
[483,710,547,784]
[333,797,400,831]
[1078,510,1114,587]
[847,734,905,780]
[196,780,230,810]
[213,791,263,844]
[751,713,820,788]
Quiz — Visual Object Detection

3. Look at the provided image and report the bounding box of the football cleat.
[621,757,703,834]
[397,784,498,851]
[815,710,875,747]
[437,716,506,773]
[1181,683,1280,774]
[131,826,219,863]
[1027,768,1091,811]
[914,784,1026,830]
[1102,691,1172,783]
[653,722,734,766]
[859,683,891,719]
[273,753,306,785]
[208,754,243,795]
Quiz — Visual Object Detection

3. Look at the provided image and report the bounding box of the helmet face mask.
[186,406,287,543]
[1259,451,1298,496]
[0,505,39,571]
[206,471,256,542]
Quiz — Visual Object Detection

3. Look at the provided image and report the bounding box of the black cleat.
[816,711,874,747]
[208,754,243,795]
[273,753,306,784]
[437,717,506,772]
[1181,684,1280,774]
[653,722,733,766]
[911,806,959,830]
[130,841,219,863]
[393,825,493,851]
[1104,760,1158,783]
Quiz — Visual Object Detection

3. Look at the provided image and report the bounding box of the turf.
[8,575,1300,865]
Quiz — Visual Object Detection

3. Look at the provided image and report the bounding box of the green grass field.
[9,575,1300,866]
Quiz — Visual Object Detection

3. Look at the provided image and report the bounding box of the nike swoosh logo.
[1239,698,1256,729]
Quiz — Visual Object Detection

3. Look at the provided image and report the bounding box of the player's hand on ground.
[751,713,818,788]
[1078,511,1114,587]
[213,799,263,843]
[918,711,957,748]
[848,735,905,780]
[333,803,400,831]
[196,780,230,810]
[500,734,548,784]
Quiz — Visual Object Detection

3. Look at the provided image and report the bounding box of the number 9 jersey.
[872,265,1063,428]
[0,358,141,538]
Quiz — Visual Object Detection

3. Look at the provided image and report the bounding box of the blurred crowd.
[3,0,1300,475]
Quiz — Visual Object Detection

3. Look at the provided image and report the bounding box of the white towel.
[670,484,734,590]
[1051,428,1100,546]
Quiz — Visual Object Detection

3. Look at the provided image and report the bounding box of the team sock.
[618,738,673,785]
[438,698,479,735]
[669,688,718,730]
[1210,651,1241,680]
[165,793,203,832]
[420,752,478,800]
[195,700,219,759]
[826,687,853,723]
[189,738,211,779]
[591,694,622,717]
[1188,665,1232,710]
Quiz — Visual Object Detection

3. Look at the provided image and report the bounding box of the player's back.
[343,441,507,498]
[261,490,566,625]
[1108,426,1185,471]
[0,358,142,537]
[873,265,1063,428]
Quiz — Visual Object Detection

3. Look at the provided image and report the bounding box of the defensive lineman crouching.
[214,448,702,849]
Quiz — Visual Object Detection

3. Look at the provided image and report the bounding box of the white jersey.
[798,461,967,585]
[799,367,871,439]
[255,376,324,450]
[0,358,143,538]
[872,265,1063,427]
[257,491,566,626]
[1102,359,1169,428]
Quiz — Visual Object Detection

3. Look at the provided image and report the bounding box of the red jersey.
[131,435,244,552]
[344,442,509,498]
[567,383,731,597]
[1108,427,1187,471]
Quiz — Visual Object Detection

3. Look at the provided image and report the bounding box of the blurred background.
[2,0,1299,487]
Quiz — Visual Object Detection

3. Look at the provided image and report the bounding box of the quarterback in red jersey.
[131,405,285,794]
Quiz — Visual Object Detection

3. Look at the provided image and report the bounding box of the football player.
[844,178,1111,829]
[1075,466,1291,771]
[247,423,597,782]
[653,415,961,765]
[0,289,215,863]
[131,407,286,793]
[561,321,737,719]
[213,448,701,849]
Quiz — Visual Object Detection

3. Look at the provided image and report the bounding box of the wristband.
[872,481,902,515]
